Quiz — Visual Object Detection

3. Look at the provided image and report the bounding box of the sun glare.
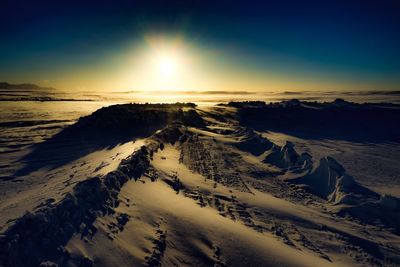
[157,53,178,77]
[120,35,207,91]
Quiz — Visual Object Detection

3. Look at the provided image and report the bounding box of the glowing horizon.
[7,34,398,94]
[1,1,399,93]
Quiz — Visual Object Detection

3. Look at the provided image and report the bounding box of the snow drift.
[0,120,188,267]
[262,139,400,233]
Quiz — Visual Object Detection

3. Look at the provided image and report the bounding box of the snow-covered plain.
[0,99,400,267]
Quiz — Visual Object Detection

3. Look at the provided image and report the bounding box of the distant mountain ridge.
[0,82,54,91]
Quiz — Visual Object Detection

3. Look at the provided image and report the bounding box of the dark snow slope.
[73,103,202,132]
[13,103,204,177]
[231,99,400,142]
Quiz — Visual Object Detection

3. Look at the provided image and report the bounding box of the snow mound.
[296,152,313,170]
[288,156,379,204]
[233,128,274,156]
[263,141,311,170]
[263,141,380,207]
[274,143,400,232]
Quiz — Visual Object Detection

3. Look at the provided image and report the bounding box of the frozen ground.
[0,101,399,266]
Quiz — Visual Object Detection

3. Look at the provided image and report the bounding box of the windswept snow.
[1,102,399,267]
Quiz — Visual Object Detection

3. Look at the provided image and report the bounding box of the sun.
[123,35,202,91]
[157,53,178,77]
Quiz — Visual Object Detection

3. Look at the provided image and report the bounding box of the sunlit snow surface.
[1,89,399,191]
[0,99,400,266]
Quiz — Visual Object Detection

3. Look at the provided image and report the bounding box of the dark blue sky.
[1,0,399,91]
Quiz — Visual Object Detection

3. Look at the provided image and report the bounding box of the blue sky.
[0,0,399,91]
